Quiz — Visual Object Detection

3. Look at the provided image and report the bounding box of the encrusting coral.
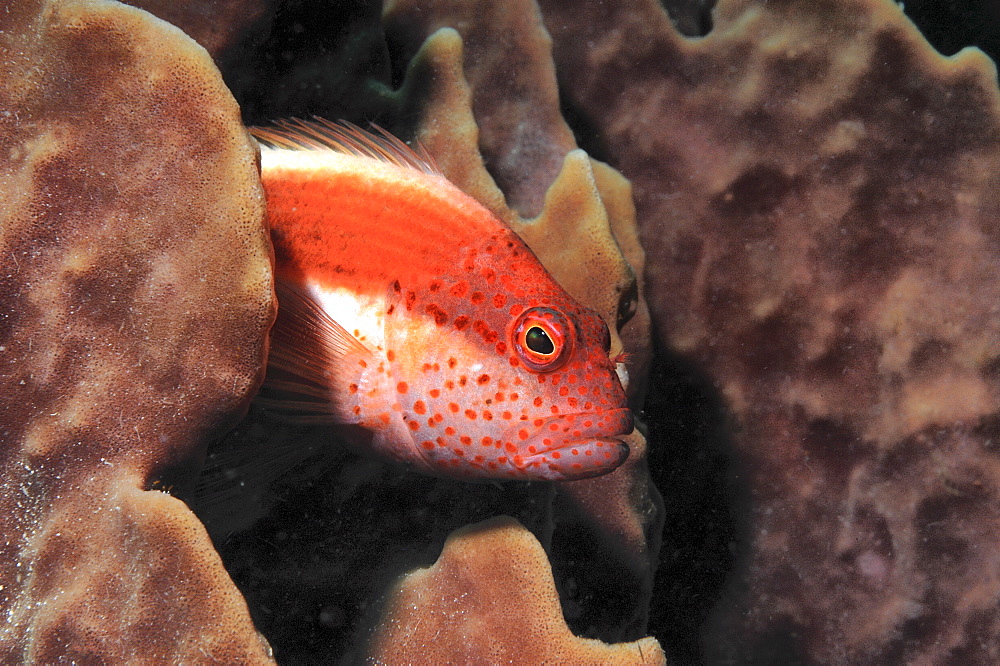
[367,516,665,664]
[0,0,273,661]
[542,0,1000,660]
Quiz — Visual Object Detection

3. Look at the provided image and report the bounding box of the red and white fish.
[252,119,632,481]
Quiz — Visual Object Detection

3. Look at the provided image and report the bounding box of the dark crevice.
[660,0,715,37]
[558,94,613,165]
[642,343,743,664]
[902,0,1000,63]
[660,0,716,37]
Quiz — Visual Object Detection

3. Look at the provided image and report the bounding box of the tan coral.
[542,0,1000,660]
[0,0,273,661]
[384,0,577,218]
[366,516,666,665]
[379,11,663,642]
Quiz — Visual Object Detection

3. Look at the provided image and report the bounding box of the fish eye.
[512,307,572,372]
[525,326,555,355]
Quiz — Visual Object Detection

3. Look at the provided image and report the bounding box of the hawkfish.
[252,119,632,481]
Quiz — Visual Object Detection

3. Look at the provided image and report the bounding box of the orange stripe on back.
[262,151,501,292]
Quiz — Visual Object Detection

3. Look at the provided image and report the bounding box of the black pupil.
[525,326,555,355]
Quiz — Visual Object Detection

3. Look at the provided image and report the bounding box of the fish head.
[383,244,632,481]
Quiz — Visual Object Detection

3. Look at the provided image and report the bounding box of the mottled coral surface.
[0,0,273,661]
[543,0,1000,661]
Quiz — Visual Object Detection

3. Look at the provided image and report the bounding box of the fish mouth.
[506,408,634,480]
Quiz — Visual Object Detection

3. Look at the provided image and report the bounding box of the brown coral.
[366,516,666,665]
[542,0,1000,660]
[0,0,273,661]
[380,6,663,639]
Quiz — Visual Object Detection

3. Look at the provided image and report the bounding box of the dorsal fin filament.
[250,118,442,176]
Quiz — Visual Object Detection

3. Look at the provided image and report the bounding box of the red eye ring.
[512,307,572,372]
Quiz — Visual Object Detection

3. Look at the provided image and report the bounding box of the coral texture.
[0,0,273,661]
[541,0,1000,660]
[380,3,663,639]
[367,516,665,664]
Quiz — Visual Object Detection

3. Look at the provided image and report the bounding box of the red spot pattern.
[372,257,629,481]
[425,303,448,325]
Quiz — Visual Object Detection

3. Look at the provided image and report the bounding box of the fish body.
[254,120,631,481]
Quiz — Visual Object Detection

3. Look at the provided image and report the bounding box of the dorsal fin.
[250,118,442,176]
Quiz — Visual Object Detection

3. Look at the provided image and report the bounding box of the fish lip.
[507,408,634,453]
[521,437,631,480]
